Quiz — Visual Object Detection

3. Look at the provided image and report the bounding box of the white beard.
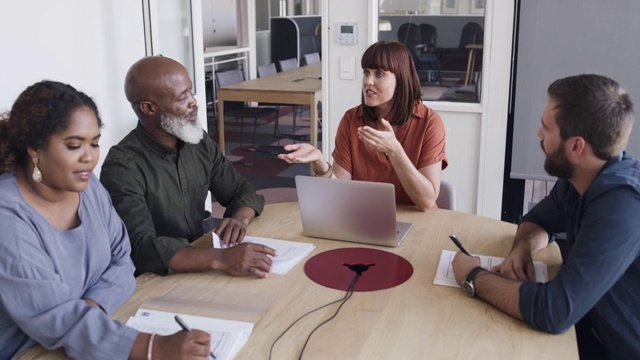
[160,112,204,144]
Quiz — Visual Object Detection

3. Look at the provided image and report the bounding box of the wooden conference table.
[216,63,322,155]
[20,203,577,359]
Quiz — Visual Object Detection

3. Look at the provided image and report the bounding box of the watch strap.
[465,266,485,284]
[463,266,485,298]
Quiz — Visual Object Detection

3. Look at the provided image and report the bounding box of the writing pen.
[448,234,471,256]
[174,315,216,360]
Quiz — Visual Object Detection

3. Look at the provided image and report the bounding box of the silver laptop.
[295,175,412,247]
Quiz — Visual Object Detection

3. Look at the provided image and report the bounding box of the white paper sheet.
[433,249,548,287]
[212,233,315,275]
[126,309,253,360]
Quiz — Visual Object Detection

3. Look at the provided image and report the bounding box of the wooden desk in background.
[216,63,322,155]
[18,203,577,359]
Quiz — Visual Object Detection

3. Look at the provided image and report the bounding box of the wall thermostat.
[337,22,358,45]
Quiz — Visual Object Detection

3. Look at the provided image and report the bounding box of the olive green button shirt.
[100,123,264,276]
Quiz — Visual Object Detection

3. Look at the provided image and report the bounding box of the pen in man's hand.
[448,234,471,256]
[174,315,216,360]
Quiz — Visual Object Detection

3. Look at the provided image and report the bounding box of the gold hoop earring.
[32,158,42,183]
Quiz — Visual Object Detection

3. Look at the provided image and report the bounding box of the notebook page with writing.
[433,249,548,287]
[126,309,253,360]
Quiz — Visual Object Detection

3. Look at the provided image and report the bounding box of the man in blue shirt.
[452,74,640,359]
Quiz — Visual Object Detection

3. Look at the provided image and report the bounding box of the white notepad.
[433,249,548,287]
[126,309,253,360]
[213,234,315,275]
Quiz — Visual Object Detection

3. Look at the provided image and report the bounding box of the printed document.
[434,249,548,287]
[126,309,253,360]
[212,234,315,275]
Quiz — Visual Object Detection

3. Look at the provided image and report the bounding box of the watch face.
[462,281,475,297]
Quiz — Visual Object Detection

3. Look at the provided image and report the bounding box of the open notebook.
[295,176,412,247]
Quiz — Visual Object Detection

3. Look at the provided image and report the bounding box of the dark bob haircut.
[360,41,422,126]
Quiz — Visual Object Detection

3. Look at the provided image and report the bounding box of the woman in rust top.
[278,41,447,211]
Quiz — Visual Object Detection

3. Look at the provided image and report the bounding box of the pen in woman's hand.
[448,234,471,256]
[174,315,216,360]
[174,315,192,332]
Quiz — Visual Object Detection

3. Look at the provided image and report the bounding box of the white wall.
[0,0,146,176]
[430,105,482,213]
[323,0,375,161]
[473,0,513,217]
[201,0,237,47]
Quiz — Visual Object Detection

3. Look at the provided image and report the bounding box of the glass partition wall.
[145,0,197,90]
[379,0,485,103]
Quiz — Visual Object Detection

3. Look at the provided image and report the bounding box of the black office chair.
[398,22,441,85]
[458,22,484,49]
[419,23,438,53]
[418,23,441,84]
[397,22,421,48]
[435,22,484,84]
[215,69,279,150]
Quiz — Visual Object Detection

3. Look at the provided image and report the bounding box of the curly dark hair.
[0,80,102,173]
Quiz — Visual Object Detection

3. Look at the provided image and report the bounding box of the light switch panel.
[340,56,356,80]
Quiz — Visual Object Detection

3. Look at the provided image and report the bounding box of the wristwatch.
[462,266,485,298]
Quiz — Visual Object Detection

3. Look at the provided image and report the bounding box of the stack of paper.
[433,249,548,287]
[126,309,253,360]
[213,234,315,275]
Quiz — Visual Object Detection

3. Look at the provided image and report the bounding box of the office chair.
[275,59,312,141]
[458,22,484,49]
[303,52,321,66]
[398,23,440,85]
[257,62,277,78]
[434,22,484,85]
[278,57,299,72]
[436,180,456,210]
[419,23,438,52]
[256,62,297,140]
[215,69,279,150]
[397,22,421,49]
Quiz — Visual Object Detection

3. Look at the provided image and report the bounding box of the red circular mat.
[304,248,413,292]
